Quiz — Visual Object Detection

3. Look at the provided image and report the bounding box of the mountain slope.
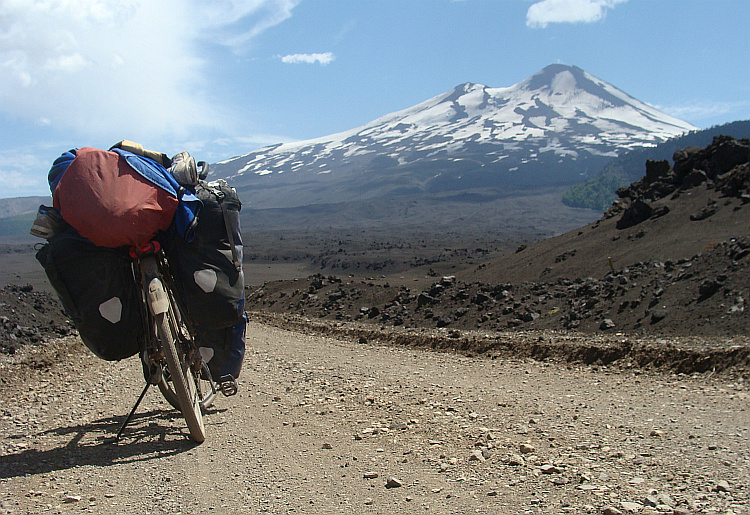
[563,119,750,210]
[215,64,696,210]
[246,136,750,338]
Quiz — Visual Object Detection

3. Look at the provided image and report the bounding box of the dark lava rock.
[616,199,653,229]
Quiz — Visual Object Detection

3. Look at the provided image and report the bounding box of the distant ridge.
[0,196,51,219]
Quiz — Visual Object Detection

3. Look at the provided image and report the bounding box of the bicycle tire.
[149,277,206,443]
[158,362,217,411]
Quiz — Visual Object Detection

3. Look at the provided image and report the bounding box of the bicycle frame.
[115,242,213,443]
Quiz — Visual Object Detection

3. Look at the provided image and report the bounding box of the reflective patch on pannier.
[199,346,215,363]
[99,297,123,324]
[194,269,218,293]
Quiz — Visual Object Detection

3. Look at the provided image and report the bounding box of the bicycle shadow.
[0,406,225,480]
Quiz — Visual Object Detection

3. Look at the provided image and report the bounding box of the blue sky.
[1,0,749,198]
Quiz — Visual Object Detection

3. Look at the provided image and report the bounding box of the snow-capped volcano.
[214,64,697,209]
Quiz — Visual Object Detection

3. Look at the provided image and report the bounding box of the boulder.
[616,199,653,229]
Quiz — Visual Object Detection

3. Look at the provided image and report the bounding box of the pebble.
[655,493,674,507]
[519,443,535,454]
[363,471,379,479]
[385,477,403,489]
[540,464,562,474]
[714,480,731,492]
[468,449,486,462]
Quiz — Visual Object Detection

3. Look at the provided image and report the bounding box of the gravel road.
[1,322,748,515]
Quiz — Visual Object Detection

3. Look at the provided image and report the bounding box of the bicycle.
[115,239,216,443]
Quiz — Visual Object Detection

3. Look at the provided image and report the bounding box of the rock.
[519,443,535,454]
[417,293,435,307]
[504,454,525,466]
[540,464,562,474]
[617,199,653,229]
[645,159,671,183]
[620,501,642,512]
[472,293,490,305]
[714,480,731,492]
[385,477,403,489]
[650,205,670,218]
[683,169,709,188]
[650,308,668,324]
[602,507,623,515]
[698,279,722,299]
[600,318,616,330]
[468,449,486,462]
[363,471,379,479]
[656,493,674,507]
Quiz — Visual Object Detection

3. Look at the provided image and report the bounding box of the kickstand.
[115,381,151,442]
[115,366,159,442]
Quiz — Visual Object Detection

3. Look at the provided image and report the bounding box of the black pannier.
[165,179,245,330]
[36,231,144,361]
[196,316,246,381]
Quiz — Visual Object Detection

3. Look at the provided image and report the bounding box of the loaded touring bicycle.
[33,141,247,443]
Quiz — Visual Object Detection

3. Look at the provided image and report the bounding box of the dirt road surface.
[1,323,748,515]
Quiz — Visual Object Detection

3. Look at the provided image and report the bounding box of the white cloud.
[280,52,336,65]
[526,0,627,28]
[0,148,52,197]
[657,100,750,124]
[0,0,299,144]
[177,133,299,163]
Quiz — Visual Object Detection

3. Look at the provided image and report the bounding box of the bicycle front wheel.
[158,361,217,411]
[148,277,206,443]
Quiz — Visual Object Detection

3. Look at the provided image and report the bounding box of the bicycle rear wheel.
[148,276,206,443]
